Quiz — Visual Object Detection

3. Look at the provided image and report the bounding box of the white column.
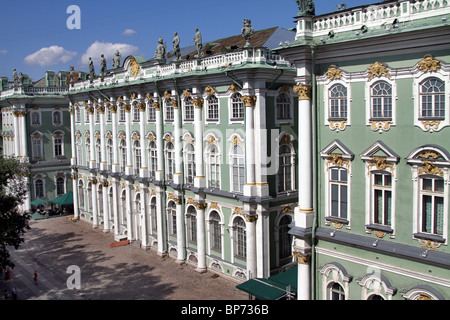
[125,181,133,240]
[110,102,120,173]
[12,109,19,157]
[243,96,256,197]
[175,197,185,263]
[293,83,314,301]
[193,97,205,188]
[140,183,149,248]
[138,99,148,178]
[102,181,110,232]
[196,202,206,273]
[91,179,99,228]
[173,97,182,185]
[99,104,107,171]
[87,104,96,170]
[245,213,257,278]
[155,188,166,255]
[155,97,164,181]
[123,101,133,176]
[72,173,79,220]
[253,89,269,197]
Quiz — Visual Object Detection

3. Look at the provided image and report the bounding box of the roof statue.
[13,68,18,88]
[88,57,95,83]
[112,50,121,69]
[100,54,107,78]
[173,32,181,61]
[242,19,254,48]
[296,0,315,16]
[154,37,167,64]
[193,28,203,58]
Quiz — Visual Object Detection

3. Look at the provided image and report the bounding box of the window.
[150,197,157,232]
[276,93,291,120]
[56,177,65,196]
[165,142,175,181]
[86,138,91,166]
[278,144,294,193]
[165,101,174,122]
[120,190,127,226]
[278,215,292,260]
[78,180,85,208]
[35,179,44,198]
[148,140,157,179]
[231,144,244,193]
[119,107,126,122]
[186,206,197,244]
[167,201,177,236]
[52,110,62,125]
[329,283,346,300]
[420,176,444,236]
[76,107,81,123]
[234,217,246,259]
[95,138,101,169]
[147,101,156,122]
[420,78,445,119]
[31,111,41,126]
[210,211,222,252]
[207,144,220,188]
[133,103,140,122]
[184,96,194,121]
[372,172,392,226]
[54,136,63,158]
[107,139,113,170]
[106,106,112,122]
[31,135,43,160]
[134,140,141,175]
[371,81,392,120]
[330,167,348,219]
[184,143,196,184]
[207,95,219,121]
[329,84,347,120]
[231,93,244,120]
[120,139,127,172]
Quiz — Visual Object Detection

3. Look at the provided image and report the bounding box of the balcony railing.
[0,86,68,99]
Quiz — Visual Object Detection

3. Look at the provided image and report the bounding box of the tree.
[0,156,31,272]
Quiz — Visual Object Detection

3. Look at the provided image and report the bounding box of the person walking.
[11,287,17,300]
[33,270,38,285]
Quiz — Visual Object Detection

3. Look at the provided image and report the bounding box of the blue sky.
[0,0,376,81]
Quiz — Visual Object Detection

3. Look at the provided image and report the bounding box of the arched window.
[371,81,392,120]
[147,99,156,122]
[106,138,113,170]
[120,139,127,172]
[76,137,83,166]
[234,217,246,259]
[278,144,294,193]
[329,282,346,300]
[207,95,219,121]
[278,215,292,260]
[148,140,157,179]
[420,78,445,119]
[134,140,141,176]
[186,206,197,244]
[121,190,127,226]
[52,110,62,125]
[85,138,91,166]
[31,111,41,126]
[87,183,92,212]
[276,93,291,120]
[95,138,101,169]
[231,144,244,193]
[133,103,140,122]
[207,143,220,188]
[150,197,157,232]
[78,180,85,208]
[184,143,196,184]
[35,179,44,198]
[165,141,175,181]
[167,201,177,236]
[184,96,194,121]
[231,93,244,120]
[56,177,65,196]
[210,211,222,252]
[329,84,347,120]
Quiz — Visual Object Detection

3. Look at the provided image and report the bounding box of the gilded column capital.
[293,84,312,100]
[152,101,160,111]
[192,98,204,109]
[12,110,27,117]
[108,104,117,113]
[138,103,146,112]
[245,214,258,223]
[241,95,257,107]
[293,251,311,264]
[85,106,95,115]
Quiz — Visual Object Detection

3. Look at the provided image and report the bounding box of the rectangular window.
[330,167,348,219]
[421,177,444,235]
[372,172,392,226]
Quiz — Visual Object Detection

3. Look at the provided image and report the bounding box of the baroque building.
[67,26,300,281]
[275,0,450,300]
[0,70,76,211]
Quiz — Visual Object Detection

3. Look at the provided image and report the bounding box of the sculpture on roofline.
[100,54,107,77]
[242,19,254,48]
[193,27,203,58]
[173,32,181,61]
[13,68,18,88]
[88,57,95,82]
[113,50,121,69]
[296,0,315,16]
[154,37,167,63]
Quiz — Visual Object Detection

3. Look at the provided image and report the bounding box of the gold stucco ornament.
[417,54,440,72]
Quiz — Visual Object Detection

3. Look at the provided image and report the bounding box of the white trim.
[365,76,397,132]
[324,79,352,131]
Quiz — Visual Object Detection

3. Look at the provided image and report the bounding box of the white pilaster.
[196,201,207,273]
[193,96,205,188]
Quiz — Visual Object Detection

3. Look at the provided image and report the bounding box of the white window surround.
[361,141,399,237]
[365,76,397,133]
[272,87,294,126]
[320,139,354,228]
[204,94,220,125]
[30,131,44,160]
[228,92,244,124]
[275,131,296,195]
[413,71,449,132]
[30,110,41,127]
[228,133,245,193]
[204,133,221,189]
[52,130,65,158]
[324,79,352,131]
[182,95,195,124]
[319,263,353,300]
[33,173,47,199]
[407,145,450,245]
[358,273,397,300]
[206,205,225,260]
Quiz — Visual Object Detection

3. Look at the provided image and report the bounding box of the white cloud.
[122,28,137,36]
[0,49,7,55]
[80,41,139,66]
[24,46,77,67]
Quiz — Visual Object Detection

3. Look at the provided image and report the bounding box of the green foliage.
[0,157,31,272]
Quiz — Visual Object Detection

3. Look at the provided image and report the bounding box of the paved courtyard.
[1,216,248,300]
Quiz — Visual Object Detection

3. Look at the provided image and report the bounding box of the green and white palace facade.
[66,29,299,281]
[277,0,450,300]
